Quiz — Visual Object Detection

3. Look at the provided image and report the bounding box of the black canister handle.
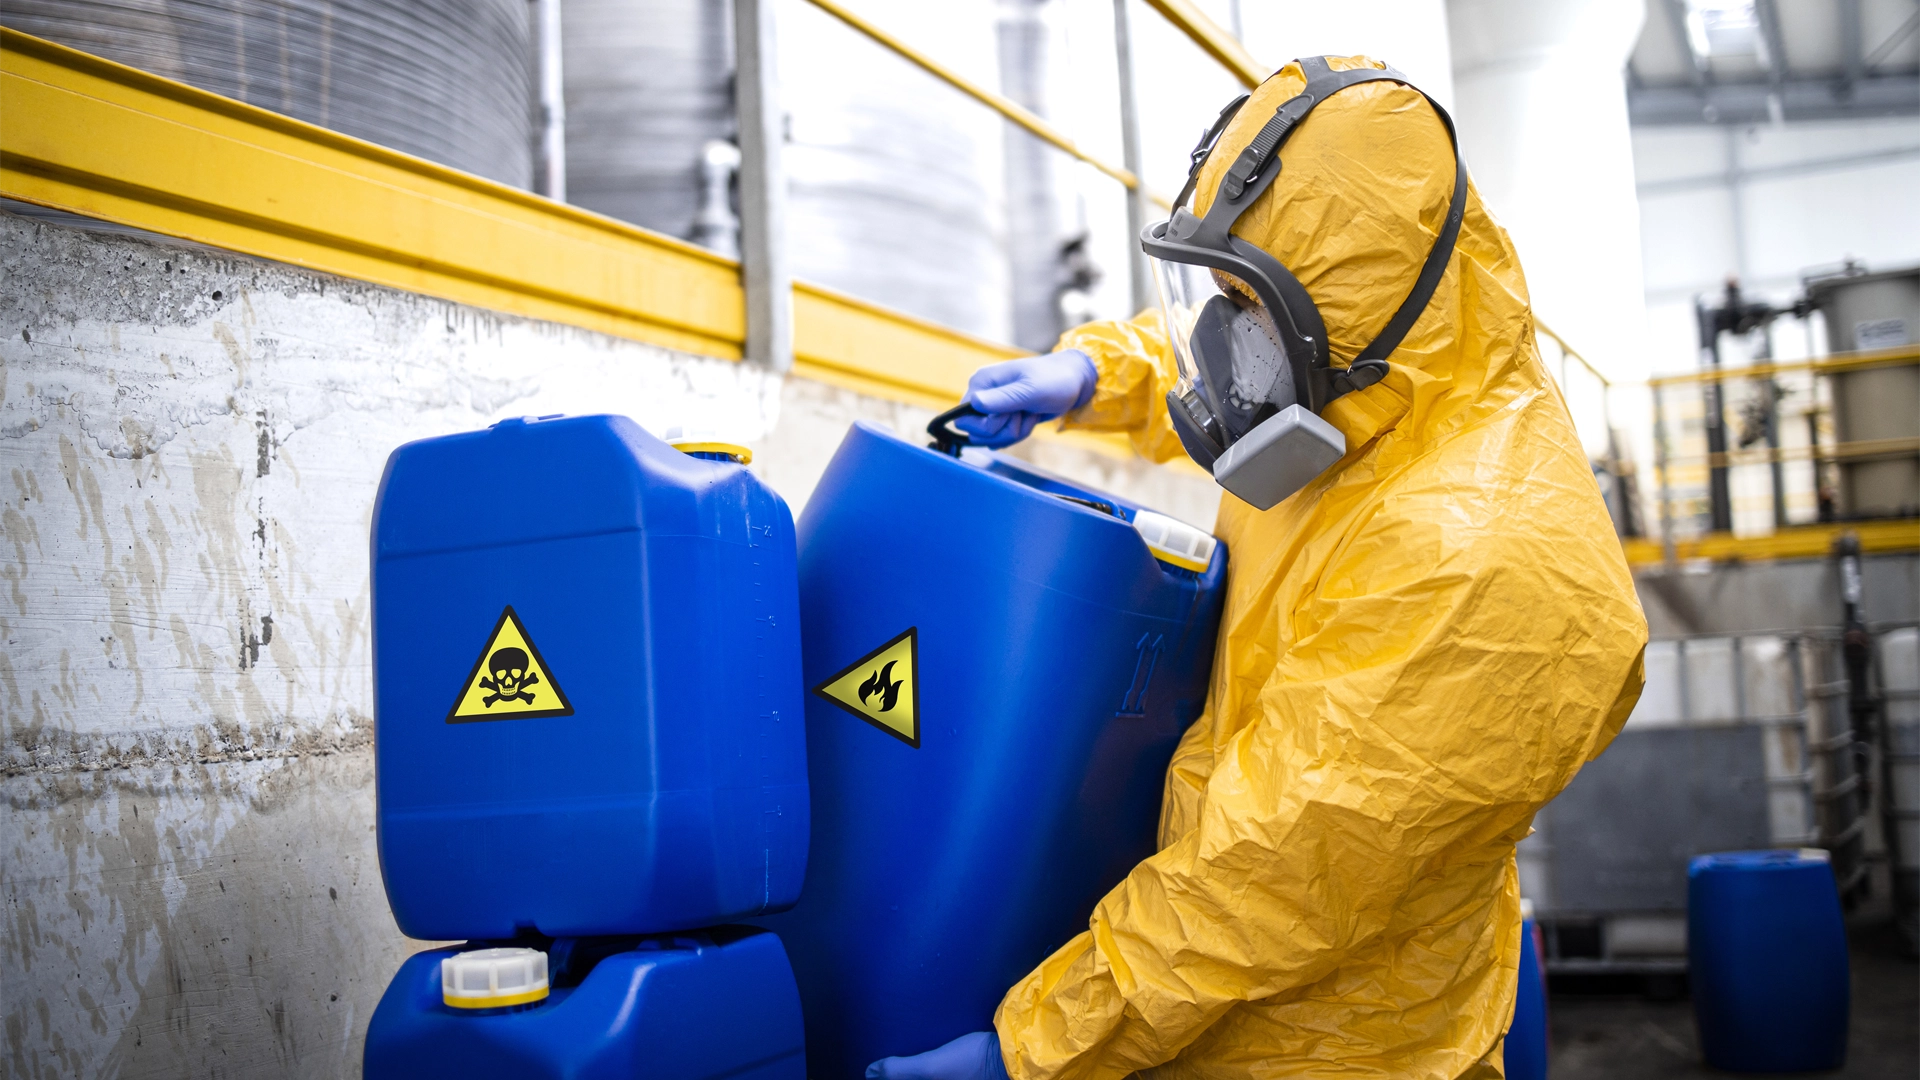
[927,403,983,457]
[926,404,1121,517]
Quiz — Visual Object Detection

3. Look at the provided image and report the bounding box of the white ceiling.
[1628,0,1920,123]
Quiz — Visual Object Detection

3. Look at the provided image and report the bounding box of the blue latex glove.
[866,1031,1011,1080]
[950,350,1098,448]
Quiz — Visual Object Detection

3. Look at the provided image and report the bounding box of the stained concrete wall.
[0,209,1218,1078]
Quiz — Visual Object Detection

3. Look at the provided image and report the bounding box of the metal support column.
[734,0,793,372]
[1830,533,1874,900]
[1113,0,1152,317]
[533,0,567,202]
[1697,300,1735,533]
[1758,324,1788,529]
[1654,383,1677,565]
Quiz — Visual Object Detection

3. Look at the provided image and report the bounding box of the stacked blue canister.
[362,416,809,1080]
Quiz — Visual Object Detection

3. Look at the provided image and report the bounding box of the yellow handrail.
[1646,344,1920,388]
[1621,519,1920,566]
[1669,436,1920,470]
[0,27,1012,405]
[1141,0,1267,89]
[802,0,1166,206]
[1534,319,1611,388]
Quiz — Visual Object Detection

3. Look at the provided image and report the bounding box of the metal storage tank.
[557,0,1013,341]
[779,0,1013,341]
[1804,264,1920,519]
[997,0,1069,352]
[2,0,534,190]
[561,0,735,242]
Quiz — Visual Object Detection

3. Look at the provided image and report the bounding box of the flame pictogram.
[815,627,918,746]
[858,660,904,713]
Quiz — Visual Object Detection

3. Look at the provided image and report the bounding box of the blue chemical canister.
[1689,849,1850,1073]
[364,928,805,1080]
[372,415,807,940]
[1506,914,1549,1080]
[763,420,1227,1078]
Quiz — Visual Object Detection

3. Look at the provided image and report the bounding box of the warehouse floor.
[1547,922,1918,1078]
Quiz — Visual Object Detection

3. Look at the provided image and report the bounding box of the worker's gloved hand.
[951,350,1098,448]
[866,1031,1011,1080]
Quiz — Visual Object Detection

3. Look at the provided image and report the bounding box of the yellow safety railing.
[794,0,1260,213]
[0,4,1267,414]
[1641,345,1919,565]
[0,27,1023,409]
[1141,0,1266,87]
[802,0,1154,200]
[1621,518,1920,566]
[1646,343,1920,387]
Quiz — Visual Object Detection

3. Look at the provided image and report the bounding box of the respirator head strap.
[1349,127,1468,369]
[1219,58,1469,396]
[1172,92,1251,213]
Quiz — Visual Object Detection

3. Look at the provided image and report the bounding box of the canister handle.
[927,403,983,457]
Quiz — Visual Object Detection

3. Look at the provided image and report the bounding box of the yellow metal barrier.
[1647,344,1920,388]
[1142,0,1267,88]
[0,27,1016,407]
[1645,346,1918,563]
[1622,519,1920,566]
[1535,319,1612,387]
[801,0,1156,202]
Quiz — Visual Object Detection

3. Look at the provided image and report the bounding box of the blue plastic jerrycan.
[364,928,806,1080]
[760,420,1228,1078]
[1689,849,1850,1073]
[372,415,807,940]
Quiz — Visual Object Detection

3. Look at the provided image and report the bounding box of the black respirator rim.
[1142,223,1333,414]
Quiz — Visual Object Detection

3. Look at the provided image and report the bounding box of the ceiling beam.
[1629,73,1920,125]
[1665,0,1709,88]
[1840,0,1865,99]
[1863,9,1920,69]
[1754,0,1788,88]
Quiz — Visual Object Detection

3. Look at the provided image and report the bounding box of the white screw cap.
[1132,510,1217,573]
[441,947,550,1010]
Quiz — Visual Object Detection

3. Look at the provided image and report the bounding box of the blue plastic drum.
[761,421,1227,1079]
[1688,849,1849,1072]
[1507,917,1549,1080]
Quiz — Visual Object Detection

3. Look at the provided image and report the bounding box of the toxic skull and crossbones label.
[478,646,540,707]
[446,606,575,723]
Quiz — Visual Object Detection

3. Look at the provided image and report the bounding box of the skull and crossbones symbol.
[479,646,539,707]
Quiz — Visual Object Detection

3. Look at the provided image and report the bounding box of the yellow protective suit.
[992,57,1647,1080]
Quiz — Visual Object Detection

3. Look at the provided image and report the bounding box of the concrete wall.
[0,210,1217,1078]
[1634,554,1920,638]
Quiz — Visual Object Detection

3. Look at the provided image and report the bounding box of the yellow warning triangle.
[814,627,919,747]
[446,606,575,723]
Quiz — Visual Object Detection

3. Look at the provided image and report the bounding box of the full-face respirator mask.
[1143,56,1466,509]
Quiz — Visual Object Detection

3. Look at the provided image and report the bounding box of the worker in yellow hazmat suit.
[869,56,1647,1079]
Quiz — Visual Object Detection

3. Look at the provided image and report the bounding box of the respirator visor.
[1152,256,1301,454]
[1149,247,1348,510]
